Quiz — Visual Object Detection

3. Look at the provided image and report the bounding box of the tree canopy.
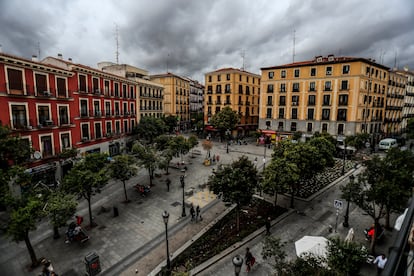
[210,106,239,132]
[134,116,168,143]
[108,154,137,202]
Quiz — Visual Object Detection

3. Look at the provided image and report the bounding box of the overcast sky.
[1,0,413,82]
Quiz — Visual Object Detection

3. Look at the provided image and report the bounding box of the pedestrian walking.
[373,254,387,275]
[190,205,195,221]
[216,154,220,162]
[196,205,201,222]
[245,247,255,272]
[166,178,171,192]
[75,215,83,226]
[265,217,271,235]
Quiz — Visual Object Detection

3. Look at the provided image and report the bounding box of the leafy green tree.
[261,236,289,275]
[406,118,414,139]
[326,237,368,276]
[174,136,191,162]
[346,133,370,150]
[210,106,239,138]
[202,139,213,159]
[208,156,257,231]
[132,142,160,186]
[187,135,199,157]
[46,191,78,239]
[135,116,168,143]
[108,154,138,202]
[292,131,303,141]
[309,136,336,167]
[62,153,109,227]
[0,123,32,171]
[163,115,178,133]
[262,158,299,206]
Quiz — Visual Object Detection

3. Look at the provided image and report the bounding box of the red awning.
[205,125,219,131]
[260,129,276,135]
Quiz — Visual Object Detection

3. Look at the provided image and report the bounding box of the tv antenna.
[241,50,245,71]
[292,29,296,63]
[115,23,119,64]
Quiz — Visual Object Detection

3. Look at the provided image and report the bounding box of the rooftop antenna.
[115,23,119,64]
[37,42,41,59]
[166,52,170,73]
[241,49,245,71]
[292,29,296,63]
[394,50,398,69]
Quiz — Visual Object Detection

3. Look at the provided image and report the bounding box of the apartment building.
[260,55,389,140]
[0,52,136,184]
[99,62,164,121]
[204,68,260,136]
[384,70,407,135]
[399,70,414,132]
[186,78,204,128]
[150,73,190,131]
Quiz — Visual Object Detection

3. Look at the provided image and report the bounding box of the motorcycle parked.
[65,222,89,244]
[135,184,151,197]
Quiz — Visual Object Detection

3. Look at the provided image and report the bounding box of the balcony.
[224,101,231,105]
[238,101,244,105]
[246,101,250,106]
[39,119,55,128]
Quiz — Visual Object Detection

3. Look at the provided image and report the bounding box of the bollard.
[113,206,119,217]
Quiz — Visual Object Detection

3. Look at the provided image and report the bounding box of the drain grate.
[171,201,181,207]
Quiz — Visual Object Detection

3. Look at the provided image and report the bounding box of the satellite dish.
[403,66,409,72]
[34,151,42,160]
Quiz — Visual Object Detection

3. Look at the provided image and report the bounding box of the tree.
[187,135,199,157]
[108,154,138,202]
[0,123,32,171]
[202,139,213,159]
[132,142,160,186]
[308,136,336,168]
[62,153,109,227]
[261,236,289,275]
[134,116,168,143]
[46,191,78,239]
[210,106,239,138]
[163,115,178,133]
[406,118,414,139]
[326,237,368,276]
[262,158,299,206]
[208,156,257,231]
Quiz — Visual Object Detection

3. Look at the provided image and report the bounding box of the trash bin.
[85,252,101,276]
[113,206,119,217]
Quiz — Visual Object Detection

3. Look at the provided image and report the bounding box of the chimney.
[68,57,72,62]
[57,53,63,59]
[32,55,38,62]
[0,44,2,53]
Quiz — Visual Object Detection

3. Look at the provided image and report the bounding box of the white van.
[378,138,398,150]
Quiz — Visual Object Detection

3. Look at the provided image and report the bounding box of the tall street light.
[343,174,355,227]
[232,254,243,276]
[162,211,171,274]
[342,138,346,175]
[180,175,186,217]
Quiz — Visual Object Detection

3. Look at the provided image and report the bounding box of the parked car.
[378,138,398,150]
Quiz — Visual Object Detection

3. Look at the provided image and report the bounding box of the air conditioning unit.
[94,89,101,94]
[43,91,51,96]
[82,137,89,142]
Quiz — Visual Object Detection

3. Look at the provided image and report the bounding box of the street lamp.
[180,175,186,217]
[343,174,354,227]
[226,129,230,154]
[342,138,346,175]
[232,254,243,276]
[162,211,171,274]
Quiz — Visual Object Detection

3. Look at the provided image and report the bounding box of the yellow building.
[384,70,407,135]
[204,68,260,136]
[150,73,190,131]
[260,55,389,138]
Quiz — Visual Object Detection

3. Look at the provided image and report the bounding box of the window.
[307,108,314,120]
[216,85,222,93]
[56,77,66,97]
[278,108,285,119]
[341,80,348,90]
[292,95,299,106]
[81,123,90,140]
[115,102,120,115]
[309,82,316,91]
[226,74,230,80]
[58,106,69,125]
[40,135,53,157]
[290,122,297,131]
[280,83,286,92]
[225,84,231,93]
[95,123,102,139]
[310,68,316,77]
[122,84,127,98]
[323,95,330,105]
[266,108,272,118]
[267,84,274,93]
[268,72,274,79]
[239,75,242,81]
[342,65,350,74]
[322,109,330,120]
[7,68,23,92]
[80,99,88,117]
[278,122,284,131]
[38,105,50,125]
[114,83,119,97]
[279,96,286,106]
[106,122,112,134]
[61,133,71,149]
[92,78,99,93]
[79,75,87,92]
[226,95,231,105]
[294,69,300,78]
[307,123,313,132]
[326,66,332,76]
[324,81,332,91]
[217,75,221,81]
[105,102,111,116]
[245,86,250,95]
[35,73,47,94]
[281,70,286,78]
[124,120,128,133]
[339,95,348,106]
[11,104,27,129]
[267,96,273,106]
[208,75,212,82]
[238,85,243,94]
[322,123,328,132]
[104,80,110,95]
[293,82,300,92]
[337,109,347,121]
[308,95,315,106]
[337,124,344,135]
[291,108,298,119]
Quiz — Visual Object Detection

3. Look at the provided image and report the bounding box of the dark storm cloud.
[1,0,413,82]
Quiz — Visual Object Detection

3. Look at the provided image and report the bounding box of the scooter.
[364,224,385,242]
[65,222,89,244]
[135,184,151,197]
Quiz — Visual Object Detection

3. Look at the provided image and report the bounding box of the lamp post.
[232,254,243,276]
[180,175,186,217]
[342,138,346,175]
[263,137,267,170]
[162,211,171,274]
[226,129,230,154]
[343,174,354,227]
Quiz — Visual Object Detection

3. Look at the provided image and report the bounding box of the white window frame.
[105,121,113,135]
[35,103,52,126]
[33,71,50,95]
[59,131,72,150]
[78,73,88,93]
[9,102,29,129]
[80,122,90,140]
[94,122,102,139]
[5,65,26,94]
[57,104,70,126]
[55,76,68,98]
[79,98,89,117]
[38,133,55,157]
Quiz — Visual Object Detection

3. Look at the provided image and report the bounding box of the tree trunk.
[53,225,60,239]
[149,168,153,186]
[236,205,240,232]
[122,180,129,202]
[24,231,38,267]
[290,188,295,208]
[385,208,391,229]
[274,191,278,207]
[87,196,94,227]
[370,219,379,254]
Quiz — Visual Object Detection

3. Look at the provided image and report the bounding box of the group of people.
[190,205,202,222]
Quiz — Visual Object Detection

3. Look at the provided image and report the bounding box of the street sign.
[334,199,343,209]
